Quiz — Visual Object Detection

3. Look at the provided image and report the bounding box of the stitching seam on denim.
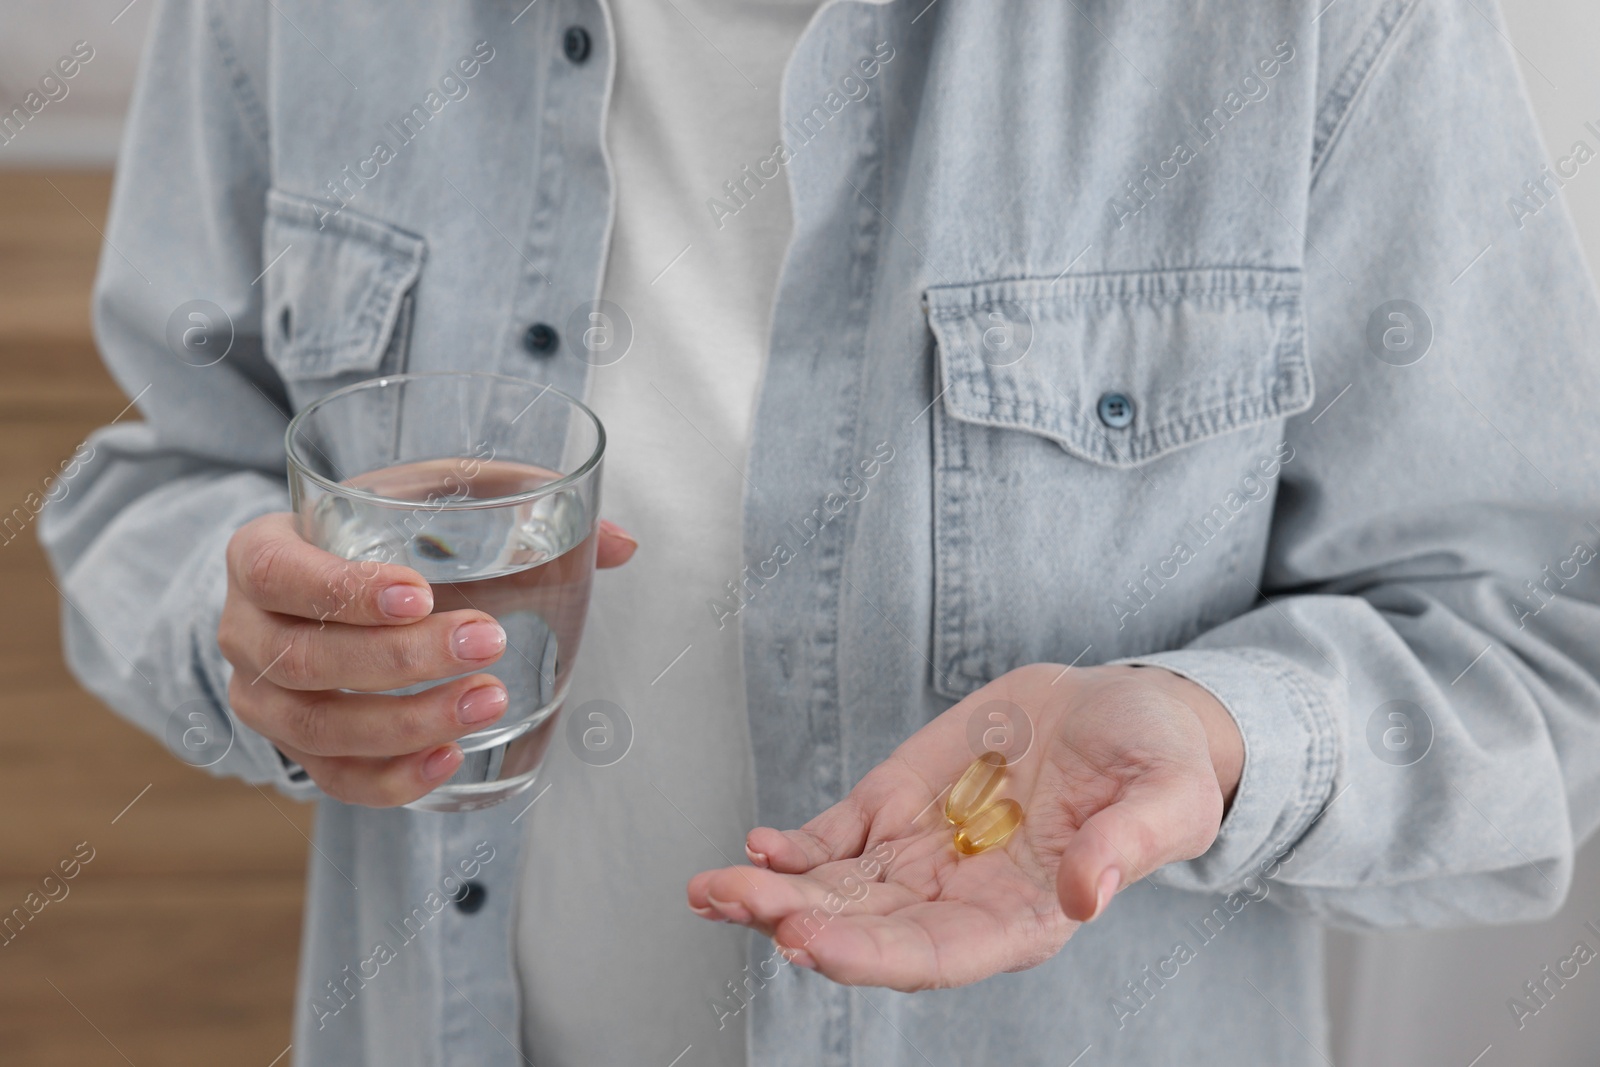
[1248,646,1342,867]
[950,375,1311,466]
[205,5,271,157]
[1309,0,1421,185]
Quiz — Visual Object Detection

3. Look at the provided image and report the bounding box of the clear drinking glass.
[284,372,604,813]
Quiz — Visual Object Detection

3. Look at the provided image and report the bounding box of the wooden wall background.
[0,170,312,1066]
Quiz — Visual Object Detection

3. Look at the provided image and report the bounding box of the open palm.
[686,663,1231,991]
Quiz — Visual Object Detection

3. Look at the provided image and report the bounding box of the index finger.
[227,512,434,626]
[749,757,932,875]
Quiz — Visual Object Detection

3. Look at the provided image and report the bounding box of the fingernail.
[745,843,769,868]
[379,584,432,618]
[706,895,753,925]
[452,620,506,660]
[690,905,724,921]
[599,518,639,548]
[423,746,461,780]
[457,685,508,725]
[1092,868,1122,921]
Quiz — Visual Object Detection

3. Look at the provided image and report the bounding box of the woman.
[44,0,1600,1064]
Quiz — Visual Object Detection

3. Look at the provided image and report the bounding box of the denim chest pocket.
[926,267,1312,699]
[261,189,427,411]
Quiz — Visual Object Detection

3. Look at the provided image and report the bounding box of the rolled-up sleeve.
[1125,0,1600,927]
[39,0,315,798]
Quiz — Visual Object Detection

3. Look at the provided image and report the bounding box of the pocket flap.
[262,189,427,377]
[926,268,1311,467]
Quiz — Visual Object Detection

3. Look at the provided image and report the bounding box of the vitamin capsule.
[945,752,1007,826]
[414,534,456,560]
[952,798,1024,856]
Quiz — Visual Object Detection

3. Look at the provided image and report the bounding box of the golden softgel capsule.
[952,798,1024,855]
[945,752,1007,826]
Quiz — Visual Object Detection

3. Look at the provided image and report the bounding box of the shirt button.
[523,322,559,355]
[562,26,592,64]
[454,881,488,914]
[1097,391,1135,429]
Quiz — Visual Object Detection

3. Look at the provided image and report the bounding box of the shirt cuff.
[1111,646,1340,893]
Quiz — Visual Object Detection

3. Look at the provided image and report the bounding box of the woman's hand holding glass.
[216,511,637,807]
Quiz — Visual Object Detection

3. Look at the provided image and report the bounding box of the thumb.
[596,519,639,568]
[1054,771,1221,922]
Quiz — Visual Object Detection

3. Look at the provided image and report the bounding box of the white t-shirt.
[515,3,820,1064]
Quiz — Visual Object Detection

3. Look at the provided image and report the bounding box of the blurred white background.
[0,0,151,164]
[2,1,1598,1064]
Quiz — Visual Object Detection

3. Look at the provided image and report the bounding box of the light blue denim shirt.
[42,0,1600,1064]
